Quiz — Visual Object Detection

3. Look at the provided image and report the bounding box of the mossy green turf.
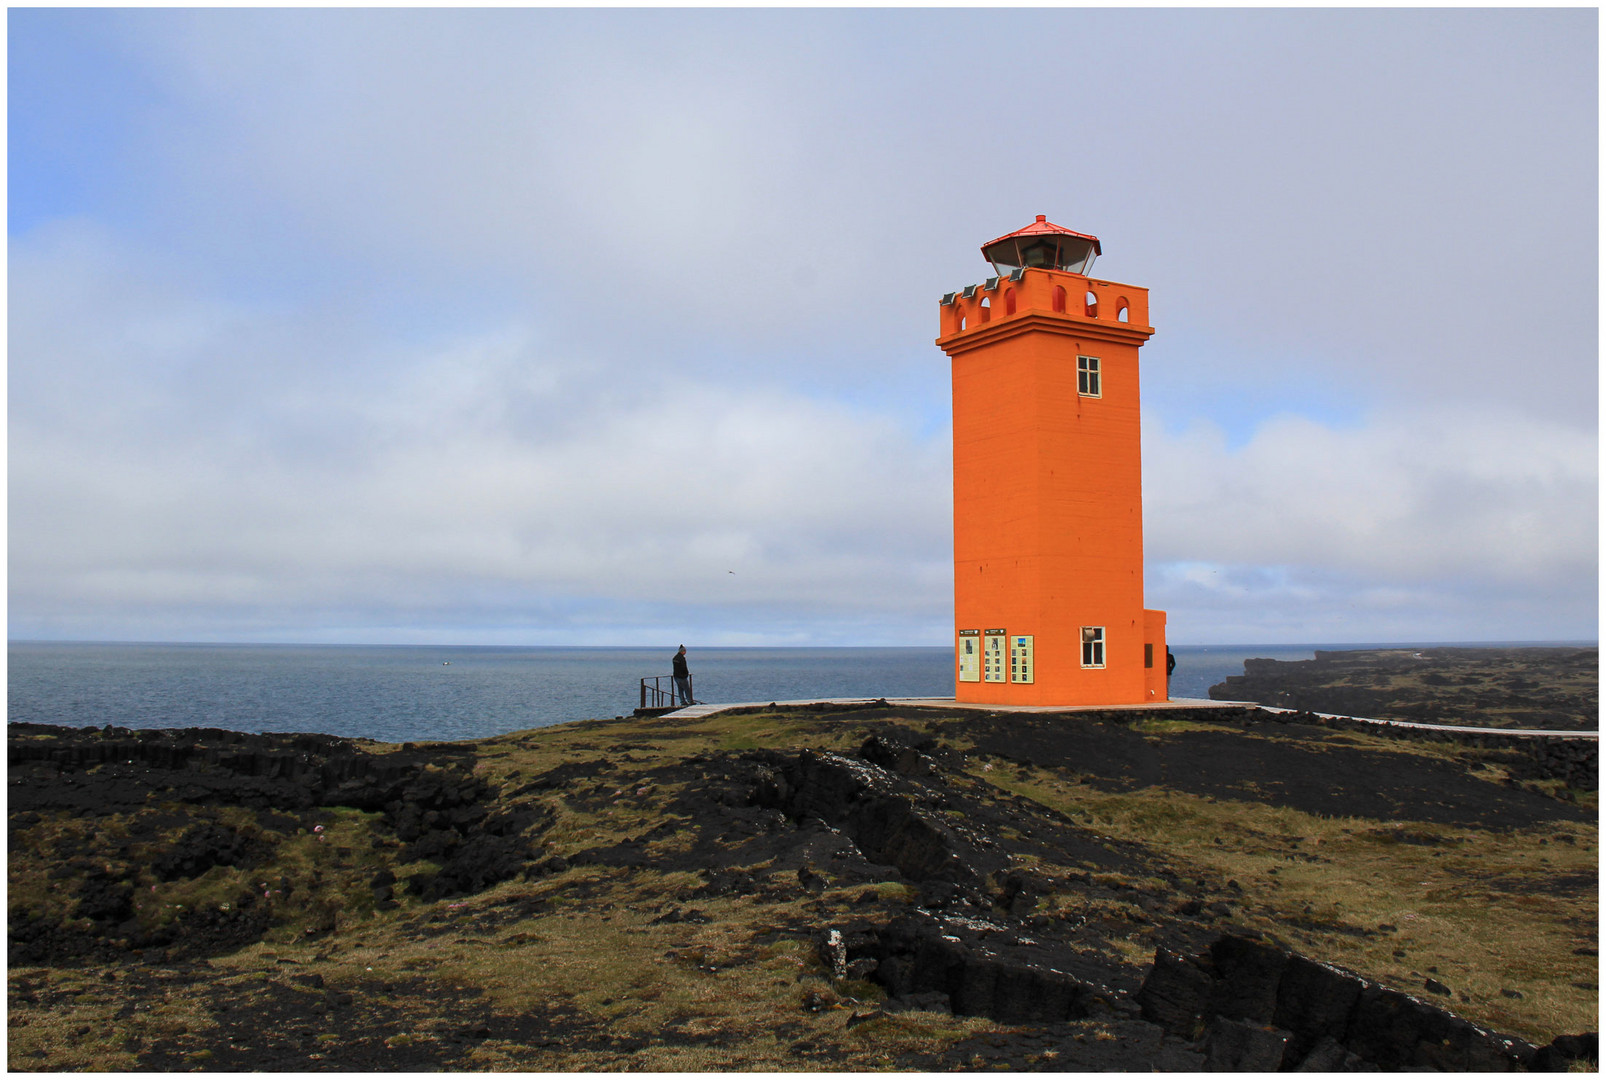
[9,705,1597,1070]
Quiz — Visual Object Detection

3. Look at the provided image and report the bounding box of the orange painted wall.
[1144,608,1169,702]
[939,267,1167,705]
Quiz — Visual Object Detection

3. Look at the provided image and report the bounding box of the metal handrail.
[639,675,695,710]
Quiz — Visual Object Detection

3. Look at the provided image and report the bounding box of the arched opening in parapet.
[1085,291,1099,318]
[1052,286,1066,314]
[1004,290,1017,316]
[1116,297,1130,323]
[979,297,991,324]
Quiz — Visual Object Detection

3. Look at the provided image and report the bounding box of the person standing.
[672,645,694,706]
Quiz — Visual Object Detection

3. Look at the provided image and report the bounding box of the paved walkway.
[662,696,1597,739]
[1253,706,1597,739]
[662,695,1245,719]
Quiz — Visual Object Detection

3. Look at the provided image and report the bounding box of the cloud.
[9,9,1597,646]
[1146,405,1595,582]
[1150,560,1594,646]
[91,9,1597,401]
[8,223,953,644]
[1144,404,1598,641]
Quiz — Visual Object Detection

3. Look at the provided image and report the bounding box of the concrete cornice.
[936,311,1156,357]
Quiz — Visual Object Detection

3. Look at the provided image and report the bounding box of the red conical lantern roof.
[981,214,1101,275]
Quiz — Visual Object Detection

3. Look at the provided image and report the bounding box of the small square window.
[1077,356,1101,397]
[1081,626,1105,668]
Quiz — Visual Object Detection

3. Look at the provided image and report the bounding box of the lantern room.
[980,214,1102,276]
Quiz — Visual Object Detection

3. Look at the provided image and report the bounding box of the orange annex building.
[938,215,1167,706]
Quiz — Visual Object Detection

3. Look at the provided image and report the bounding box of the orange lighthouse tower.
[938,215,1167,706]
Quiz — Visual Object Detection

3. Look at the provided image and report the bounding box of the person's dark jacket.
[672,652,689,678]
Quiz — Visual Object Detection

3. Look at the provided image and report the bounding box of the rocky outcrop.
[1134,931,1600,1071]
[1520,737,1598,791]
[743,741,991,885]
[1533,1032,1600,1072]
[7,722,477,813]
[819,914,1106,1024]
[7,722,538,961]
[656,733,1147,1028]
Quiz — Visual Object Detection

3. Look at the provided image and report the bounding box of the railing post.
[635,673,701,710]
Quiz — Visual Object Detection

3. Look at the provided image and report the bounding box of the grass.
[191,861,989,1071]
[9,704,1597,1069]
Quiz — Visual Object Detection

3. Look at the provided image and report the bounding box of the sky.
[7,8,1599,647]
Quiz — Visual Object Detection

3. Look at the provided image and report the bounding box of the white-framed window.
[1081,626,1106,668]
[1078,355,1101,397]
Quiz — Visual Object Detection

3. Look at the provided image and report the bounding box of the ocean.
[7,640,1583,744]
[7,643,957,744]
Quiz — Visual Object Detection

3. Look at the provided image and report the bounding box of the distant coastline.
[1162,641,1595,702]
[1205,645,1598,731]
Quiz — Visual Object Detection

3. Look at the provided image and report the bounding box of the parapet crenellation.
[937,266,1151,340]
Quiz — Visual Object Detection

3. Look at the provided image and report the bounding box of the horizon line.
[8,637,1599,650]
